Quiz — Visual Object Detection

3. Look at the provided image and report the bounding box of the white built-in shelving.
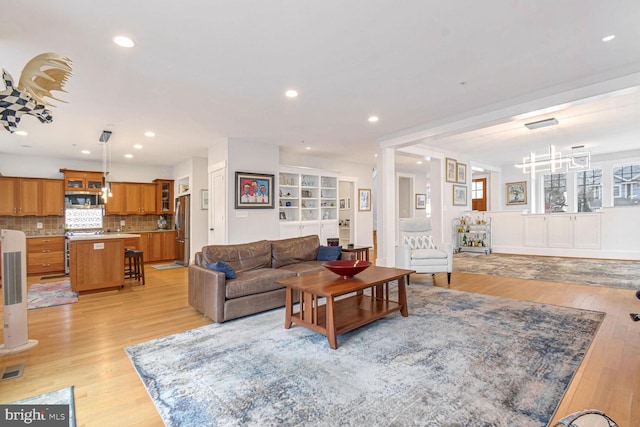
[278,168,339,244]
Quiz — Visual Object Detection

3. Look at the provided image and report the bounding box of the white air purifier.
[0,229,38,355]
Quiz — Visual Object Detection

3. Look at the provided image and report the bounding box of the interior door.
[472,178,487,211]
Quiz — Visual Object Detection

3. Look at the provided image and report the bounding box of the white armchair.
[395,217,453,285]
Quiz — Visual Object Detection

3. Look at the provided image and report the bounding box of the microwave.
[65,192,104,208]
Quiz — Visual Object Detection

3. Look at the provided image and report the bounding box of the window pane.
[544,173,567,213]
[576,169,602,212]
[613,164,640,206]
[471,180,484,199]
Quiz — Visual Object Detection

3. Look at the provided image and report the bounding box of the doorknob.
[209,228,214,231]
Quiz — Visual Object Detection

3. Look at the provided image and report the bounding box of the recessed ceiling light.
[602,34,616,42]
[114,36,135,48]
[416,161,423,165]
[144,131,155,137]
[285,90,298,98]
[124,154,133,158]
[306,146,311,150]
[374,153,378,158]
[15,130,28,136]
[368,116,379,123]
[81,150,91,155]
[134,144,143,149]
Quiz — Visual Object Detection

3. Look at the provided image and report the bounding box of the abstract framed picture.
[415,193,426,209]
[506,181,527,205]
[358,188,371,211]
[453,184,467,206]
[445,158,457,183]
[235,171,274,209]
[457,162,467,184]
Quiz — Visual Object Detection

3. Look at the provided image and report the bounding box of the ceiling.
[2,1,640,170]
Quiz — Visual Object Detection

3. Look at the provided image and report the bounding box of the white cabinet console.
[488,209,640,260]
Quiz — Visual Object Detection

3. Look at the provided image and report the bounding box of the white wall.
[0,154,173,182]
[226,139,281,243]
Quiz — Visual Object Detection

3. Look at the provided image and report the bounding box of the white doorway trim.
[208,161,227,244]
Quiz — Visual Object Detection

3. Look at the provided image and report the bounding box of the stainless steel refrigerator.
[175,195,190,265]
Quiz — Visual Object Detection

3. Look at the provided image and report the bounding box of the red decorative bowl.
[322,260,372,278]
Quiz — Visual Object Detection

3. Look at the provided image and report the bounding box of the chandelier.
[514,118,591,179]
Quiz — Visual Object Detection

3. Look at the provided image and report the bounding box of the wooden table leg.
[398,275,408,317]
[326,296,338,349]
[284,287,293,329]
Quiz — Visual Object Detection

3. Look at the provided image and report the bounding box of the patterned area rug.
[27,280,78,310]
[126,286,603,426]
[454,253,640,290]
[11,386,76,427]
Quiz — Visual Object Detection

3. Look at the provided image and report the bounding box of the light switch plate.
[120,220,126,226]
[36,222,43,229]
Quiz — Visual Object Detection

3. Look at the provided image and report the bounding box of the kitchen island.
[68,233,140,292]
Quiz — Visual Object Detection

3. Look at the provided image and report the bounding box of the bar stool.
[124,248,145,285]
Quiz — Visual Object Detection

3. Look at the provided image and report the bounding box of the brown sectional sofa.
[188,234,353,323]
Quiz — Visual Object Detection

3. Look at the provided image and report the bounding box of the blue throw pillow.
[317,245,342,261]
[205,261,236,279]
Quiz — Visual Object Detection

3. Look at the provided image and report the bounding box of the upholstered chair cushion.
[404,235,436,250]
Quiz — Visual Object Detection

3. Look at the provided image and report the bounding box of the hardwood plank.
[0,267,637,426]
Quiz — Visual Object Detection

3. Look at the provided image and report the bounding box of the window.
[544,173,567,213]
[425,186,431,218]
[576,169,602,212]
[472,180,484,200]
[613,164,640,206]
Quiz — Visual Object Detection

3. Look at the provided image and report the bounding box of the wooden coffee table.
[278,266,415,349]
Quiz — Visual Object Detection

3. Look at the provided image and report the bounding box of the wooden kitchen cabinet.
[61,169,103,192]
[0,177,64,216]
[41,179,65,216]
[69,238,125,292]
[136,231,176,262]
[0,178,17,216]
[124,183,156,215]
[104,182,126,215]
[154,179,174,214]
[158,230,176,260]
[27,236,65,275]
[0,177,40,216]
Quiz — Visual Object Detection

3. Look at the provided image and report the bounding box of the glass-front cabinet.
[154,179,174,214]
[61,169,104,192]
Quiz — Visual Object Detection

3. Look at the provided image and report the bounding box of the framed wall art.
[453,184,467,206]
[415,193,426,209]
[358,188,371,211]
[457,162,467,184]
[505,181,527,205]
[445,158,457,183]
[201,189,209,210]
[235,171,274,209]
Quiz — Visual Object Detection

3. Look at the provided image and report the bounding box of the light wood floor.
[1,267,639,426]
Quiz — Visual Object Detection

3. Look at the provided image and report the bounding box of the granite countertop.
[26,229,175,238]
[67,233,141,241]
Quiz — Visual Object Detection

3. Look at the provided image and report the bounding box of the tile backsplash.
[0,214,173,236]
